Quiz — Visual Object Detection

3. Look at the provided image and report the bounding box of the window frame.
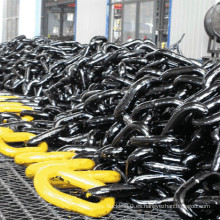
[41,0,76,40]
[109,0,170,45]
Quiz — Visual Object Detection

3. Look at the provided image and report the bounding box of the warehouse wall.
[76,0,107,43]
[169,0,219,59]
[0,1,3,43]
[18,0,42,38]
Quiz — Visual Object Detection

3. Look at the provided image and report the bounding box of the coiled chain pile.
[0,35,220,219]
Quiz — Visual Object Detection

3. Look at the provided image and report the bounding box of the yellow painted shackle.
[0,127,48,157]
[25,159,121,183]
[34,165,120,217]
[0,95,19,100]
[0,100,34,121]
[14,151,76,165]
[25,159,95,179]
[0,102,33,112]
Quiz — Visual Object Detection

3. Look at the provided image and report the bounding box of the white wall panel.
[170,0,219,59]
[18,0,42,38]
[0,1,3,42]
[76,0,107,43]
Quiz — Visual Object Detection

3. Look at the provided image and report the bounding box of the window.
[139,1,154,41]
[156,0,170,45]
[109,0,170,46]
[109,3,123,44]
[123,3,137,42]
[2,0,19,42]
[41,0,76,40]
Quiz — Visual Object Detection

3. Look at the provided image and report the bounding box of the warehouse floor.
[0,153,180,220]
